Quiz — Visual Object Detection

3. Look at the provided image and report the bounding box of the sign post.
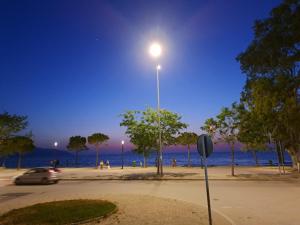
[197,134,213,225]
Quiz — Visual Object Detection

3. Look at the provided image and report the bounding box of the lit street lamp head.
[157,65,161,70]
[121,140,125,145]
[149,43,162,58]
[54,142,58,147]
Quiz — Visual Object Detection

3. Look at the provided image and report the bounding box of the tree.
[236,0,300,169]
[236,103,269,166]
[120,110,157,169]
[217,104,239,176]
[1,136,35,169]
[120,107,187,175]
[0,112,29,167]
[87,133,109,168]
[132,123,157,168]
[0,112,28,140]
[202,103,239,176]
[120,111,154,168]
[201,118,219,168]
[176,132,198,167]
[201,118,219,139]
[67,136,88,166]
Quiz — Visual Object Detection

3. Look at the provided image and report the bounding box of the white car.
[14,167,60,185]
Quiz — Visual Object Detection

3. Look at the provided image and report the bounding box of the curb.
[60,177,299,182]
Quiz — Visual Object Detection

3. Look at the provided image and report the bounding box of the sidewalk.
[1,166,299,182]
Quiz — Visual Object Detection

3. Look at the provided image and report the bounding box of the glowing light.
[54,141,58,147]
[157,65,161,70]
[149,43,162,58]
[121,140,125,145]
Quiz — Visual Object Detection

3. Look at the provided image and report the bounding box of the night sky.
[0,0,281,150]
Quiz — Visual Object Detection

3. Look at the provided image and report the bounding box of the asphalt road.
[0,179,299,225]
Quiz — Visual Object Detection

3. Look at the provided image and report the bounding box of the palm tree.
[176,132,198,167]
[67,136,88,166]
[87,133,109,167]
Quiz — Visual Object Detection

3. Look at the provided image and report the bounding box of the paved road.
[0,180,299,225]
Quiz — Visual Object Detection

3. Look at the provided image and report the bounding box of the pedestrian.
[100,160,104,169]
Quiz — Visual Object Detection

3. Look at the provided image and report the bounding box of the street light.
[149,42,162,58]
[53,141,58,160]
[149,42,163,176]
[121,140,124,169]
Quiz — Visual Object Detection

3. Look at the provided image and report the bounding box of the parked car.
[14,167,60,185]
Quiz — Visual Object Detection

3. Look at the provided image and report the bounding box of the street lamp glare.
[54,142,58,147]
[157,65,161,70]
[121,140,125,145]
[149,43,162,58]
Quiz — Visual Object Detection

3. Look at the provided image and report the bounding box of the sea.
[2,148,292,168]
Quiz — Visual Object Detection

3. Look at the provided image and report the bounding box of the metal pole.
[121,143,124,169]
[156,65,163,176]
[202,136,212,225]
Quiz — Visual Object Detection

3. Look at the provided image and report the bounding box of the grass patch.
[0,199,117,225]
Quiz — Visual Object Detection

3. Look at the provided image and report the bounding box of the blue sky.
[0,0,281,150]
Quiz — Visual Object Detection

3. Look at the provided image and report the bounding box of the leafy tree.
[120,107,187,175]
[120,110,157,169]
[236,103,269,166]
[201,118,219,139]
[0,112,29,167]
[236,0,300,169]
[0,112,28,140]
[176,132,198,167]
[67,136,88,166]
[87,133,109,167]
[202,103,239,176]
[217,104,239,176]
[1,136,35,169]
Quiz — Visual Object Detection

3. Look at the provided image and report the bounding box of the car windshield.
[25,168,47,174]
[24,169,36,174]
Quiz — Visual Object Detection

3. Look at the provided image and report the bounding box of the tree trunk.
[156,151,160,175]
[287,148,298,169]
[188,144,191,167]
[231,144,235,176]
[143,152,147,168]
[275,142,282,175]
[17,152,22,170]
[279,141,285,174]
[252,150,259,166]
[75,151,78,167]
[290,152,299,172]
[160,155,163,176]
[96,147,100,168]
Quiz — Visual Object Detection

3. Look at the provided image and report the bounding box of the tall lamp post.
[149,42,163,176]
[54,141,58,159]
[121,140,124,169]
